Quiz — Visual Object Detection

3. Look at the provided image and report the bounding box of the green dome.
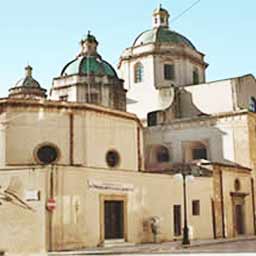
[133,27,196,50]
[61,56,117,77]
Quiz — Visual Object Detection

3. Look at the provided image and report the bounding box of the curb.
[176,236,256,250]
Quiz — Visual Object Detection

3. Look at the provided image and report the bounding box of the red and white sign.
[46,198,56,211]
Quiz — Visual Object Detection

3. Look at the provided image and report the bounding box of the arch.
[134,62,144,83]
[146,144,170,164]
[156,145,170,163]
[191,141,207,160]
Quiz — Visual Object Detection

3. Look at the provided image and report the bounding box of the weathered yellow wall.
[0,168,47,254]
[4,106,141,172]
[212,165,254,238]
[50,166,213,251]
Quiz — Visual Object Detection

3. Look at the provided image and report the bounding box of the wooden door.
[173,205,181,236]
[235,204,245,235]
[104,200,124,239]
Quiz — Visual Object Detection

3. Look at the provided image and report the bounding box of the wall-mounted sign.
[25,190,40,201]
[88,180,134,192]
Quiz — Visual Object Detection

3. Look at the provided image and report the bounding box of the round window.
[106,150,120,168]
[36,144,59,164]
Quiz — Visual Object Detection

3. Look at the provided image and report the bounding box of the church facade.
[0,5,255,255]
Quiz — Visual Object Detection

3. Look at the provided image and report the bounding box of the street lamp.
[175,166,194,246]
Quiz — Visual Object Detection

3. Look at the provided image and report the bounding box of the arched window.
[134,62,144,83]
[156,146,170,163]
[192,142,207,160]
[193,68,199,85]
[249,96,256,112]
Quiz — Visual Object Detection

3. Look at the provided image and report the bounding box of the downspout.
[219,170,226,238]
[69,113,74,165]
[137,126,142,171]
[48,165,54,251]
[251,178,256,235]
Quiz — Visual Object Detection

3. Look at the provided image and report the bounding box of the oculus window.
[106,150,120,168]
[36,144,59,164]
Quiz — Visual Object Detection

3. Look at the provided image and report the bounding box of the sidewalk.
[49,235,256,255]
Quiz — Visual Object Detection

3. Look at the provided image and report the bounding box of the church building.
[0,5,254,255]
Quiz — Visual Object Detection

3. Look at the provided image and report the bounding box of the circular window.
[106,150,120,168]
[36,144,59,164]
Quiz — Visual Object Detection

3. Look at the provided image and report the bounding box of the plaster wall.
[235,75,256,110]
[184,80,234,115]
[144,114,250,167]
[51,166,213,250]
[50,86,77,102]
[0,168,47,254]
[3,106,140,172]
[221,169,254,237]
[124,56,158,119]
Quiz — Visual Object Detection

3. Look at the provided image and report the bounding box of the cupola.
[152,4,170,28]
[78,31,99,57]
[9,65,47,99]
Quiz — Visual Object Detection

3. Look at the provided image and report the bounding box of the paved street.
[49,237,256,255]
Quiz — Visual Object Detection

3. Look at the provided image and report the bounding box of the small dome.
[61,56,118,77]
[15,65,41,88]
[133,27,196,50]
[61,32,118,78]
[9,65,47,99]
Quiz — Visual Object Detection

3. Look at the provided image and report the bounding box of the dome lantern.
[78,31,99,57]
[25,65,33,77]
[152,4,170,29]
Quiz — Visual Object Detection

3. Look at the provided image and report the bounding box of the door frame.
[99,194,128,243]
[230,192,248,237]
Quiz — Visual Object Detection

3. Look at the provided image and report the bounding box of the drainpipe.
[251,178,256,235]
[69,113,74,165]
[219,170,226,238]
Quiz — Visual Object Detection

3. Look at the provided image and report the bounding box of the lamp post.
[182,171,190,245]
[175,165,194,246]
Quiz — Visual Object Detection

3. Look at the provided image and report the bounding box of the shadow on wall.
[145,112,248,172]
[148,88,209,126]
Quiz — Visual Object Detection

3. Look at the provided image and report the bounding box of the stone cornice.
[0,98,142,126]
[168,110,248,127]
[119,43,208,69]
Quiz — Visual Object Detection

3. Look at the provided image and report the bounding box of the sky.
[0,0,255,96]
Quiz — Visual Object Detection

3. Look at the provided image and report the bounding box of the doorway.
[100,194,127,243]
[231,193,247,237]
[104,200,124,239]
[235,204,245,235]
[173,204,181,236]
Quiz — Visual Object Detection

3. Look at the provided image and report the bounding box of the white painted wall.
[144,114,250,167]
[184,80,234,115]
